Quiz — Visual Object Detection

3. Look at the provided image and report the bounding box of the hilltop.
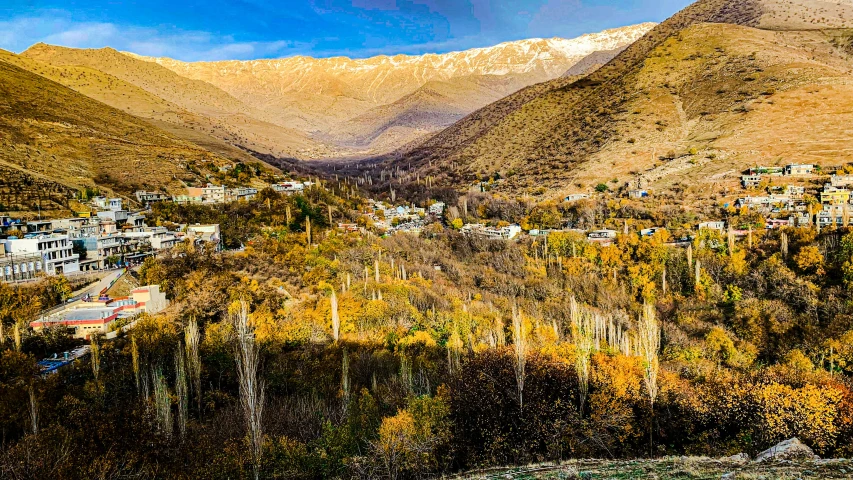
[0,50,259,218]
[112,24,654,155]
[394,0,853,201]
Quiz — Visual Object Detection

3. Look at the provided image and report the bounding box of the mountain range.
[395,0,853,201]
[3,0,853,216]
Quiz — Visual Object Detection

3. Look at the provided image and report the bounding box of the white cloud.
[0,14,306,61]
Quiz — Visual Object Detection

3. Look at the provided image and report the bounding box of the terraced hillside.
[397,0,853,201]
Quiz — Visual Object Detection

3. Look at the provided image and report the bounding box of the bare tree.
[175,344,189,440]
[153,367,173,440]
[14,322,21,352]
[28,384,38,435]
[341,348,351,412]
[330,289,340,342]
[232,301,265,480]
[512,302,528,410]
[637,303,661,407]
[637,302,661,456]
[131,335,140,394]
[781,231,789,258]
[570,297,594,415]
[90,336,100,381]
[185,318,201,413]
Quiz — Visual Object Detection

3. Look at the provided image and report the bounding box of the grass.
[456,457,853,479]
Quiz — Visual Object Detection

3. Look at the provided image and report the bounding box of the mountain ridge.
[390,0,853,200]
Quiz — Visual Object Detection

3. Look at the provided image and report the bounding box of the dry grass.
[0,54,240,216]
[455,457,853,479]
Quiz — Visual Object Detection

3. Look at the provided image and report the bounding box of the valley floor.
[457,458,853,479]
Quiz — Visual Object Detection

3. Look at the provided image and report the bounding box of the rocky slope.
[394,0,853,200]
[123,24,655,153]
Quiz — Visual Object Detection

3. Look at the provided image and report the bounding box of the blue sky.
[0,0,693,61]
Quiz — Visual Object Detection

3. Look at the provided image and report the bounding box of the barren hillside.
[395,0,853,200]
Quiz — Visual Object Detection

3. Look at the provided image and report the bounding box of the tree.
[794,245,824,275]
[451,218,464,230]
[595,183,609,193]
[232,301,264,480]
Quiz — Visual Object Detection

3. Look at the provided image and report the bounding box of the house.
[741,175,762,188]
[186,224,221,250]
[748,166,784,176]
[337,223,359,233]
[820,186,851,205]
[201,184,227,204]
[830,174,853,188]
[30,284,168,339]
[564,194,590,202]
[628,189,649,199]
[765,219,790,229]
[229,186,258,202]
[271,182,305,194]
[460,224,522,240]
[0,244,44,282]
[788,212,812,227]
[97,209,129,224]
[0,234,79,275]
[135,191,171,204]
[428,202,446,216]
[698,221,726,231]
[817,205,851,228]
[783,185,805,198]
[785,164,814,176]
[173,194,203,204]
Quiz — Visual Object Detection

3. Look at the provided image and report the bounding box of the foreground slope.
[0,52,240,217]
[399,0,853,200]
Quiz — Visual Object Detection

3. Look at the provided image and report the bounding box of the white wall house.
[1,234,79,275]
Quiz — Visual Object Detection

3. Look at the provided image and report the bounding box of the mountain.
[396,0,853,201]
[0,49,254,218]
[120,24,655,155]
[20,44,332,159]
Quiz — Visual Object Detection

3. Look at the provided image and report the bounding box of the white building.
[830,174,853,188]
[186,224,222,250]
[460,224,522,240]
[564,194,591,202]
[272,182,305,194]
[698,221,726,231]
[0,234,79,275]
[785,164,814,176]
[428,202,446,216]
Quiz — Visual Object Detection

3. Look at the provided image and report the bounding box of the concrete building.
[698,221,726,231]
[0,245,44,282]
[785,164,815,176]
[564,194,591,202]
[135,191,171,204]
[428,202,446,216]
[830,174,853,188]
[821,186,851,206]
[31,284,168,339]
[741,175,762,188]
[0,234,79,275]
[460,224,522,240]
[186,224,222,250]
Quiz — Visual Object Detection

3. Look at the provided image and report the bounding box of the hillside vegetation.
[397,0,853,200]
[0,52,245,217]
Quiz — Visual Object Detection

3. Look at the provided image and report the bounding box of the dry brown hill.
[396,0,853,201]
[122,25,654,156]
[20,44,332,159]
[0,50,245,218]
